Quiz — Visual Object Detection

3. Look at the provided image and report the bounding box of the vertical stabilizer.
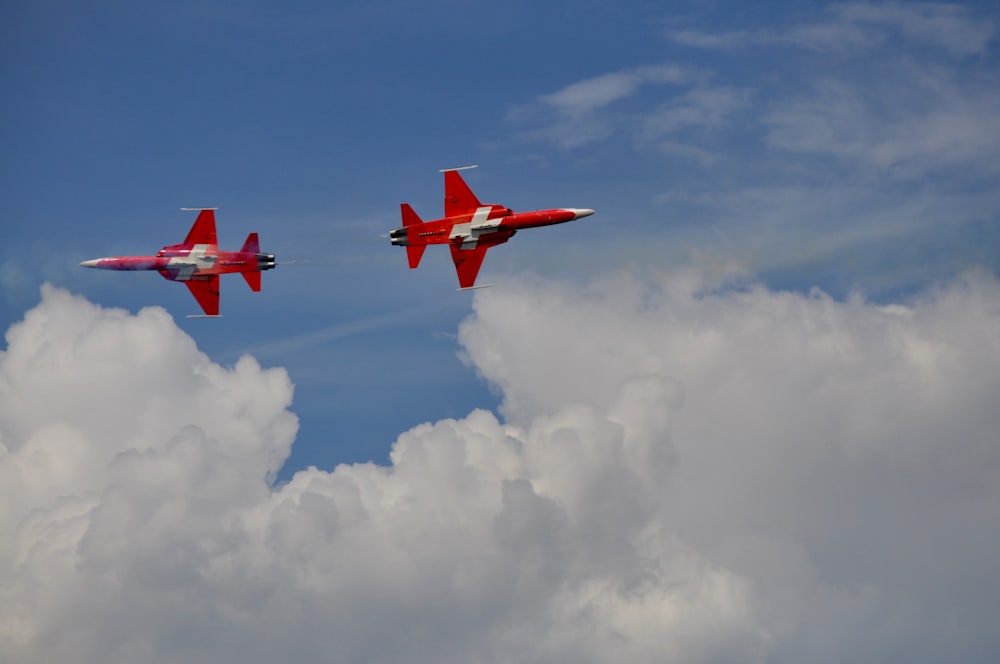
[240,232,260,254]
[401,203,423,227]
[393,204,427,268]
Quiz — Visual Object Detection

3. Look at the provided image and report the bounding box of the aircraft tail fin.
[401,203,423,227]
[399,203,427,270]
[242,270,262,292]
[406,245,426,269]
[240,232,260,254]
[398,204,426,267]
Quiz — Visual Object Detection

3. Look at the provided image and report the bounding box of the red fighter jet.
[389,166,594,289]
[80,208,275,317]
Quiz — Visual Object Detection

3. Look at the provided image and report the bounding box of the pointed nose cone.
[569,208,595,220]
[80,259,101,268]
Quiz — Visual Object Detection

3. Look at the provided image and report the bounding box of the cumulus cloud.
[3,273,1000,662]
[460,270,1000,661]
[0,287,298,663]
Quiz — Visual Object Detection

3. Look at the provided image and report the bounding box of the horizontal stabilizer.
[242,270,262,292]
[407,245,426,269]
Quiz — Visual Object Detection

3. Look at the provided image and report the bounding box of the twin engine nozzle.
[257,253,277,270]
[389,227,408,246]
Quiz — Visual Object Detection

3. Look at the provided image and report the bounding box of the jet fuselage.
[80,209,274,316]
[389,169,594,288]
[81,250,276,275]
[390,206,593,249]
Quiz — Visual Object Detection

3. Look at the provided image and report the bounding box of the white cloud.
[658,5,1000,185]
[539,65,690,115]
[832,1,996,56]
[667,2,995,56]
[515,4,998,173]
[665,16,877,54]
[540,72,644,114]
[763,66,1000,176]
[3,272,1000,662]
[507,65,691,149]
[459,269,1000,660]
[641,86,753,141]
[0,287,298,663]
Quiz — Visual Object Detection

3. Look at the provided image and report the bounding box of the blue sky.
[4,1,996,481]
[3,2,1000,661]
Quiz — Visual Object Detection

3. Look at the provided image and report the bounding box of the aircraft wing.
[184,275,220,315]
[444,170,483,218]
[183,209,218,246]
[449,243,489,289]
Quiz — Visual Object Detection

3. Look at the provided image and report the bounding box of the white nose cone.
[568,208,595,220]
[80,259,101,268]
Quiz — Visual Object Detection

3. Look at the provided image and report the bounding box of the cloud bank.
[3,274,1000,662]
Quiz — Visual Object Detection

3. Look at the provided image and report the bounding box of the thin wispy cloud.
[235,302,449,360]
[763,67,1000,176]
[640,85,753,142]
[667,2,996,56]
[507,64,693,149]
[497,1,999,300]
[831,1,996,55]
[517,4,997,159]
